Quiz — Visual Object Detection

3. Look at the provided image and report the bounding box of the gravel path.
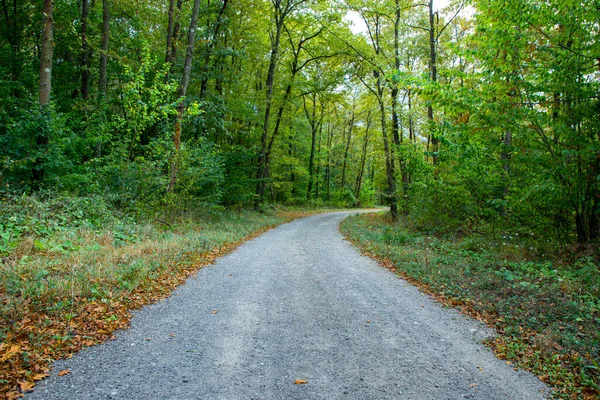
[29,212,549,399]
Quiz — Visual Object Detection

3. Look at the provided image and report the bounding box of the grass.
[0,195,319,399]
[340,212,600,400]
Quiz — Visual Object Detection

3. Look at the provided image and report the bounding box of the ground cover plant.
[0,195,318,398]
[341,213,600,399]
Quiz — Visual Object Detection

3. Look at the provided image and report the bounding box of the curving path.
[29,212,549,399]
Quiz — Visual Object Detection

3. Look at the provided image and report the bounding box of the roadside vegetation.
[0,194,320,399]
[341,212,600,399]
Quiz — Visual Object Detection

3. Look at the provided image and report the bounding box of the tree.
[32,0,55,188]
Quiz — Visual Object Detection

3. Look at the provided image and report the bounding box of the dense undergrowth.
[0,194,314,398]
[341,213,600,399]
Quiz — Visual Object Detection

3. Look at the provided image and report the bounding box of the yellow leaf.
[0,345,20,362]
[58,369,71,377]
[32,373,49,381]
[294,379,308,385]
[19,381,35,392]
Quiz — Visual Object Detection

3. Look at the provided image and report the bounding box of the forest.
[0,0,598,398]
[0,0,599,242]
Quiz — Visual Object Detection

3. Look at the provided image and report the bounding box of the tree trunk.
[326,121,332,202]
[81,0,91,100]
[428,0,438,166]
[377,76,397,220]
[305,93,319,200]
[500,130,512,215]
[315,119,323,201]
[99,0,109,97]
[39,0,53,108]
[254,10,283,210]
[408,88,414,142]
[166,0,183,68]
[33,0,54,188]
[168,0,201,193]
[354,112,371,207]
[165,0,176,63]
[341,111,355,189]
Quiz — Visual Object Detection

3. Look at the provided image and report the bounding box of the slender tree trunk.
[255,11,283,209]
[168,0,201,193]
[33,0,54,188]
[428,0,438,165]
[305,93,319,200]
[354,112,371,207]
[39,0,53,108]
[81,0,91,99]
[165,0,176,62]
[500,130,512,215]
[99,0,109,97]
[315,120,323,201]
[392,0,409,206]
[166,0,183,67]
[341,111,355,189]
[326,121,332,202]
[377,76,397,220]
[408,88,414,142]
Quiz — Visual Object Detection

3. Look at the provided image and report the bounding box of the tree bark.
[315,118,323,201]
[165,0,176,63]
[377,74,398,220]
[354,112,371,207]
[39,0,53,108]
[326,120,332,202]
[428,0,438,166]
[166,0,183,68]
[392,0,409,206]
[305,93,321,200]
[81,0,91,99]
[99,0,110,97]
[341,111,355,189]
[33,0,54,188]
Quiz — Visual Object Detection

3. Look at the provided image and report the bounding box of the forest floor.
[26,211,547,400]
[341,213,600,399]
[0,200,328,399]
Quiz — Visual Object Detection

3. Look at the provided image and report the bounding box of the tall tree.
[81,0,91,99]
[32,0,54,187]
[98,0,110,97]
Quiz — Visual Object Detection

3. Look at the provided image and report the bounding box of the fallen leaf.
[476,366,485,372]
[469,383,478,388]
[58,369,71,376]
[145,337,151,341]
[6,390,24,400]
[19,381,35,392]
[212,310,219,315]
[294,379,308,385]
[1,345,20,362]
[32,373,49,381]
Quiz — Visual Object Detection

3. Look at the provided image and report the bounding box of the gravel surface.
[29,211,549,400]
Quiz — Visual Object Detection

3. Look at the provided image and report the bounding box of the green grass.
[0,194,294,397]
[341,213,600,399]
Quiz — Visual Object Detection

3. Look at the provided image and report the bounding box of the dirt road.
[29,212,548,399]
